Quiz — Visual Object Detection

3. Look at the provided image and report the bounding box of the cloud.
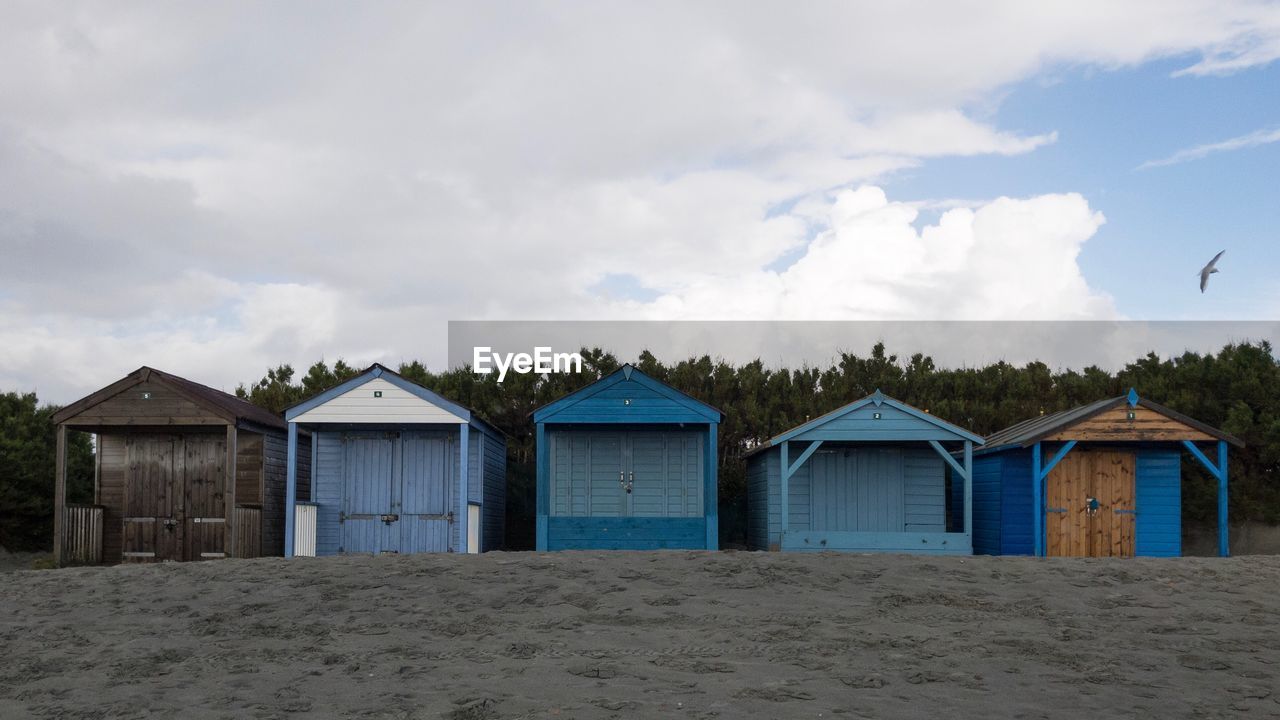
[612,186,1114,321]
[1,3,1278,402]
[1138,126,1280,168]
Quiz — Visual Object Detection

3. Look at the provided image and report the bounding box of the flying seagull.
[1199,250,1225,293]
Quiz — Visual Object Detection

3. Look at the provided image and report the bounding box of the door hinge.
[338,511,346,524]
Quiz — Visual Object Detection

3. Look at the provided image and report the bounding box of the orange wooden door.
[1045,450,1135,557]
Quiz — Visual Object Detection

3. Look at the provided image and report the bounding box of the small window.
[374,390,383,398]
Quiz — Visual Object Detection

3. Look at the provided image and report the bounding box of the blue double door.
[340,431,453,555]
[550,429,703,518]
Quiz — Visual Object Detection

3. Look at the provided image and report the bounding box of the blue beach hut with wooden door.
[970,389,1243,558]
[534,364,722,551]
[745,390,983,554]
[283,364,505,557]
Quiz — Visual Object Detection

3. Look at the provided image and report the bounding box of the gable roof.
[532,364,722,424]
[979,388,1244,452]
[746,389,983,457]
[284,363,502,437]
[52,366,286,430]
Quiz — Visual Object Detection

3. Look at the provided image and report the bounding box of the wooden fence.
[61,504,104,566]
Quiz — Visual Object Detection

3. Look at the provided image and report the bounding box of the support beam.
[1183,439,1229,557]
[284,422,298,557]
[780,441,790,546]
[536,423,549,551]
[1037,440,1077,480]
[53,424,67,567]
[1032,442,1042,557]
[705,424,719,550]
[928,440,968,480]
[963,440,973,538]
[458,422,469,554]
[787,440,823,477]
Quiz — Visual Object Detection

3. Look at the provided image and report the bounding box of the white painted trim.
[292,378,468,424]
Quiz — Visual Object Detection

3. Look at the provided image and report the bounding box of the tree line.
[2,341,1277,551]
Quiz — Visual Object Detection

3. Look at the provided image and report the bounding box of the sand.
[1,552,1277,719]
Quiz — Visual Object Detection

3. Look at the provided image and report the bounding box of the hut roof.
[52,366,285,430]
[979,388,1244,452]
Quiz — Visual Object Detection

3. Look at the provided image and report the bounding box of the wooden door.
[1045,450,1136,557]
[809,448,905,532]
[398,431,452,553]
[182,435,228,560]
[587,432,626,516]
[340,433,397,554]
[122,436,181,562]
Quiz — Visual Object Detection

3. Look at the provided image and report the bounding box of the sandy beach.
[2,552,1277,719]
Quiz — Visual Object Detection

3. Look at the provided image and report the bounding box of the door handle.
[627,471,634,494]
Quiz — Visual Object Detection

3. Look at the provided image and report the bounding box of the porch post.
[458,422,469,554]
[536,423,548,551]
[53,424,67,566]
[284,422,298,557]
[705,423,718,550]
[1032,442,1043,557]
[779,441,790,548]
[963,440,973,538]
[1217,440,1229,558]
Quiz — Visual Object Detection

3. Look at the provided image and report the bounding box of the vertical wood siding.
[970,454,1004,555]
[261,430,306,557]
[999,449,1035,555]
[745,452,769,550]
[98,434,127,562]
[1135,448,1182,557]
[480,430,507,552]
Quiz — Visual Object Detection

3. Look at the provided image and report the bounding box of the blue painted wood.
[1038,441,1077,480]
[963,441,972,538]
[284,422,298,557]
[400,431,452,554]
[457,422,468,553]
[706,423,718,550]
[535,423,549,551]
[764,392,983,448]
[970,454,1002,554]
[780,441,790,540]
[1135,448,1181,557]
[533,365,720,424]
[1031,442,1043,557]
[1000,449,1035,555]
[1127,387,1140,406]
[1218,440,1229,557]
[787,440,823,476]
[782,530,972,554]
[546,516,706,550]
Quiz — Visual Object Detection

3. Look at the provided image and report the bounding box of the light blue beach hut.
[284,364,505,556]
[746,390,982,554]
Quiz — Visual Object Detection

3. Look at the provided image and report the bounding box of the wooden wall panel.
[235,433,264,505]
[68,380,226,426]
[1043,405,1215,443]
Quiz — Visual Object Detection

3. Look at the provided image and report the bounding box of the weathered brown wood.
[233,506,262,558]
[225,424,237,560]
[1043,405,1215,443]
[122,435,182,562]
[63,380,228,427]
[1046,450,1135,558]
[183,434,227,561]
[235,433,264,505]
[53,425,67,566]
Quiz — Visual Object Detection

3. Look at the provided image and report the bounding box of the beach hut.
[746,390,982,554]
[284,364,505,556]
[533,364,721,551]
[971,389,1243,558]
[51,366,307,565]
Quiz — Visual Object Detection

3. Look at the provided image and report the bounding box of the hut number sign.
[473,346,584,382]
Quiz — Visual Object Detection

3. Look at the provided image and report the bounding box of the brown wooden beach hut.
[51,367,309,565]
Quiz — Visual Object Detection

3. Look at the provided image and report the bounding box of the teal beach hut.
[533,364,722,551]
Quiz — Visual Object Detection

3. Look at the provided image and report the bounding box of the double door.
[121,434,227,562]
[340,431,454,555]
[550,429,703,518]
[1045,450,1136,557]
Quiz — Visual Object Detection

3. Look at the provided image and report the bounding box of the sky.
[1,1,1278,403]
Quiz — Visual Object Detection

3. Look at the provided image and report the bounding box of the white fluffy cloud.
[1,2,1278,402]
